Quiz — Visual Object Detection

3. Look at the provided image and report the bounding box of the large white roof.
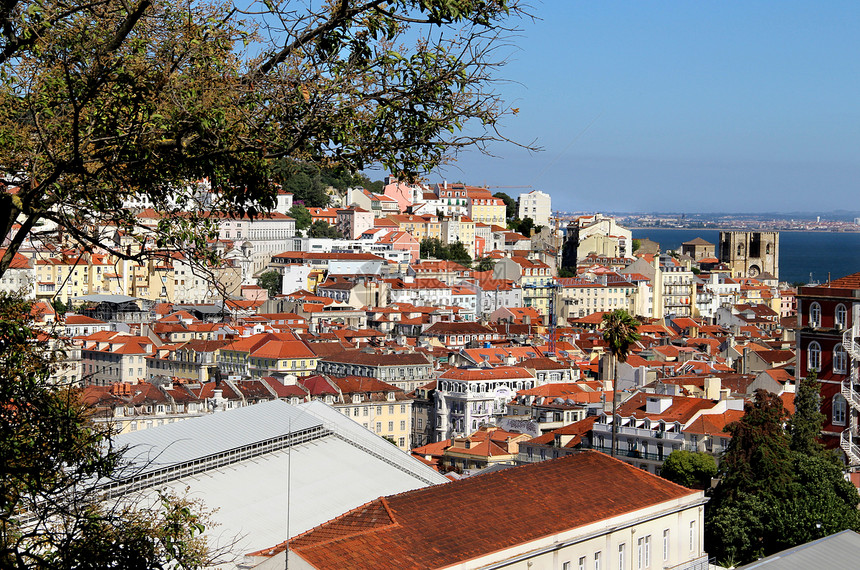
[111,400,448,563]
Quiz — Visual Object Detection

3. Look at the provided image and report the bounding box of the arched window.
[808,342,821,372]
[834,344,848,374]
[809,302,822,328]
[836,304,847,329]
[833,395,847,426]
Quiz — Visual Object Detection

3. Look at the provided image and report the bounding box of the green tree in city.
[601,309,640,458]
[705,389,860,566]
[493,192,517,220]
[0,0,532,280]
[308,221,343,239]
[289,204,312,232]
[788,371,825,456]
[661,450,717,489]
[256,270,282,298]
[474,257,495,272]
[0,294,211,568]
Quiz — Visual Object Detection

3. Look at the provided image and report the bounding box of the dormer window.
[387,392,395,401]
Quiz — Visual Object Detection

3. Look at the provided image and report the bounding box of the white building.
[110,400,447,566]
[518,189,552,227]
[435,366,536,439]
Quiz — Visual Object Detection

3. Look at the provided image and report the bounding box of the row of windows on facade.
[807,342,849,374]
[342,404,407,416]
[89,364,144,376]
[808,302,849,329]
[561,525,695,570]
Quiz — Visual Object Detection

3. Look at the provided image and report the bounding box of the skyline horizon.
[410,1,860,214]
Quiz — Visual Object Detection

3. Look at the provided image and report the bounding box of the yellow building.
[219,332,319,379]
[329,376,414,450]
[466,188,506,226]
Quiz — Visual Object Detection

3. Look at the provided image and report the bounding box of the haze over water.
[631,229,860,285]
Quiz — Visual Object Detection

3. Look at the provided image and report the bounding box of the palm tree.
[602,309,641,457]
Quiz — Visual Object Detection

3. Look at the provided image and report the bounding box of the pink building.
[378,230,420,262]
[337,207,374,239]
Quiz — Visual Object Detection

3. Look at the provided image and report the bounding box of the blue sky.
[421,1,860,214]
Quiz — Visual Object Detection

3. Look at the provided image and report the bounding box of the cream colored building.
[274,451,708,570]
[440,216,476,258]
[556,277,637,319]
[518,189,552,227]
[329,376,414,450]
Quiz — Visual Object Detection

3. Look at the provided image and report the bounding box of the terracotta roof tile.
[282,452,700,569]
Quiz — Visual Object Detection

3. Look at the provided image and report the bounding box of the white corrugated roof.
[110,400,448,565]
[115,399,321,473]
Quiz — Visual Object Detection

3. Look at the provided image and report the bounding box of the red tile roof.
[276,452,700,569]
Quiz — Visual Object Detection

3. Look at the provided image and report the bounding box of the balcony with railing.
[844,325,860,360]
[841,429,860,467]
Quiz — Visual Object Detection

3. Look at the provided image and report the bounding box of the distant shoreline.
[629,227,860,234]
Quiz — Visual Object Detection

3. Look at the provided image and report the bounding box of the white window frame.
[808,341,822,372]
[834,344,848,374]
[663,529,670,562]
[836,304,848,329]
[810,302,822,328]
[834,395,847,426]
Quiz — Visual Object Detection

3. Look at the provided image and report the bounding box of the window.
[618,543,625,569]
[400,420,406,430]
[388,421,394,432]
[398,437,405,447]
[834,344,848,374]
[834,395,847,426]
[578,557,586,570]
[836,304,847,329]
[637,535,650,568]
[810,302,821,328]
[808,341,821,371]
[376,422,381,432]
[377,406,383,414]
[689,521,696,551]
[663,529,670,561]
[593,551,601,570]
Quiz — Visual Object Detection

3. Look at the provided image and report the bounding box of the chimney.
[645,396,673,415]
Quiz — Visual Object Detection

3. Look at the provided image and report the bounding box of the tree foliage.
[419,238,471,265]
[493,191,517,220]
[274,161,330,208]
[308,220,342,239]
[705,389,860,566]
[661,450,717,489]
[0,0,532,278]
[601,309,640,457]
[788,371,825,456]
[0,295,211,568]
[289,204,312,232]
[473,256,495,272]
[256,270,282,298]
[601,309,640,366]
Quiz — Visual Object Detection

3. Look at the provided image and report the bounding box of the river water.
[630,228,860,285]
